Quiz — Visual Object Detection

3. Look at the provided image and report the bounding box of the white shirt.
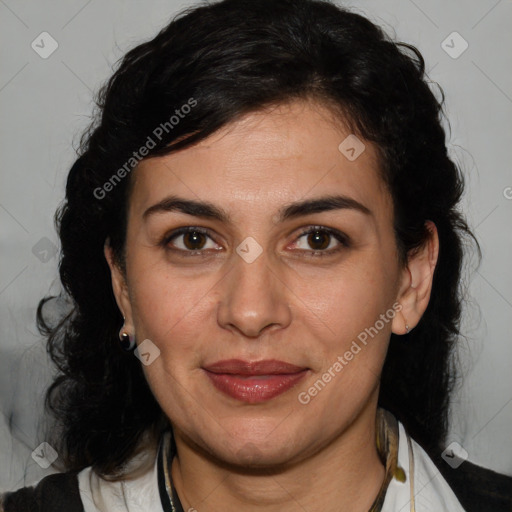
[380,422,466,511]
[78,448,163,512]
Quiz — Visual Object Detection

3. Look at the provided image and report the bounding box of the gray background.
[1,0,511,493]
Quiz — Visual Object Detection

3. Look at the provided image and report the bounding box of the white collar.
[381,422,466,511]
[78,445,164,512]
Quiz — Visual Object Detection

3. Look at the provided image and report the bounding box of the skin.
[105,98,439,512]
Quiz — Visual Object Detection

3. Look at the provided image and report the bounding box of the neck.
[170,403,386,512]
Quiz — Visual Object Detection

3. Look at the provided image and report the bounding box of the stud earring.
[119,327,136,351]
[405,324,410,334]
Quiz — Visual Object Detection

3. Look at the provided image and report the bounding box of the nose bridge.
[217,246,291,337]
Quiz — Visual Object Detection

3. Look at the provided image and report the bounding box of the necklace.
[161,408,407,512]
[162,439,178,512]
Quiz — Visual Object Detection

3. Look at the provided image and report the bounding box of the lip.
[203,359,308,403]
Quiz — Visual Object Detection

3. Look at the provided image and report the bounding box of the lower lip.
[204,370,308,403]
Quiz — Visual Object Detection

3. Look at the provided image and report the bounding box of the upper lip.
[203,359,307,375]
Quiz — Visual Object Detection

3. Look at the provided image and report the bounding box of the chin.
[200,419,307,468]
[234,444,288,468]
[221,439,299,470]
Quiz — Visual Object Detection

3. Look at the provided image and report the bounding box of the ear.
[392,221,439,335]
[104,238,134,333]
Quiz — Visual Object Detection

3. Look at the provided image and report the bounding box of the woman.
[1,0,511,510]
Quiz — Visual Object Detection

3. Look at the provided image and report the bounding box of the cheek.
[296,284,394,417]
[301,259,391,334]
[128,262,219,363]
[298,258,397,393]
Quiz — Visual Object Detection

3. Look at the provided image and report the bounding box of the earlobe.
[391,221,439,335]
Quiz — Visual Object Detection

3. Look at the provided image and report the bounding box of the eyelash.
[161,225,350,258]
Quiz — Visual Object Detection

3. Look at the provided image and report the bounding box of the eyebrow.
[142,194,372,223]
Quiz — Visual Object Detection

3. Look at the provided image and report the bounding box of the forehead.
[128,99,392,225]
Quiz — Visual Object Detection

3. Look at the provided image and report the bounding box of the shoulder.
[0,472,83,512]
[403,423,512,512]
[77,446,164,511]
[429,451,512,512]
[1,434,168,512]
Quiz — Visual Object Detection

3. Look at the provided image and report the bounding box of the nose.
[216,248,292,338]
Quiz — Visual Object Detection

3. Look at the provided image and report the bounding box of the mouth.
[202,359,309,403]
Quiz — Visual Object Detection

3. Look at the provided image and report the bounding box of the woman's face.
[107,99,420,467]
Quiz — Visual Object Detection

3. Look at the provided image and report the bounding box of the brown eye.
[294,226,350,257]
[163,227,219,253]
[307,231,331,250]
[182,231,208,250]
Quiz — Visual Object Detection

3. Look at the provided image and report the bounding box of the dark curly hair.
[36,0,480,478]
